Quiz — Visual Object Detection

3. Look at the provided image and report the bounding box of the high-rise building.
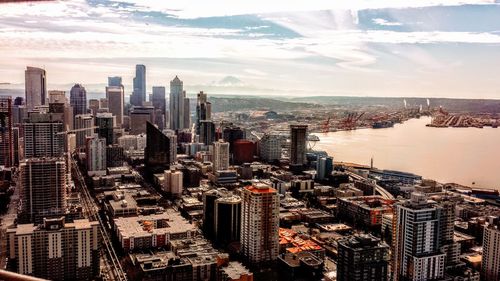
[240,183,279,264]
[23,112,65,158]
[131,64,146,106]
[195,91,211,135]
[316,156,333,180]
[163,169,183,197]
[169,76,186,130]
[108,76,122,87]
[95,112,114,145]
[7,217,100,280]
[151,86,166,129]
[183,97,190,130]
[70,84,87,119]
[85,136,106,176]
[200,120,216,146]
[482,220,500,281]
[129,105,155,135]
[290,124,307,166]
[0,97,13,167]
[145,122,176,175]
[214,195,241,246]
[47,91,73,131]
[74,114,94,149]
[106,145,124,168]
[260,132,287,162]
[106,86,124,127]
[25,66,46,110]
[48,90,66,104]
[19,157,67,223]
[392,192,446,281]
[88,99,100,115]
[213,140,229,171]
[337,234,389,281]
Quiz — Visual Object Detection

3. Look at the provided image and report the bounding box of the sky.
[0,0,499,98]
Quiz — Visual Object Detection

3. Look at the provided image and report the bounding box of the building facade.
[25,66,46,110]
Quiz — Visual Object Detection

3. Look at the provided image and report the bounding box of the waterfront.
[316,117,500,190]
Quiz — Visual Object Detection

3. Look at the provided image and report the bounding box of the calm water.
[315,117,500,190]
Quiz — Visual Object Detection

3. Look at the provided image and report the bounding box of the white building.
[25,66,46,110]
[164,169,183,197]
[169,76,187,130]
[86,136,106,176]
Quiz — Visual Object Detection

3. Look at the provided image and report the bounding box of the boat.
[372,121,394,129]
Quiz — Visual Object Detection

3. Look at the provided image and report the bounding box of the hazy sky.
[0,0,499,98]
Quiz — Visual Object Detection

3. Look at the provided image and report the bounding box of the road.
[346,171,395,200]
[0,180,20,269]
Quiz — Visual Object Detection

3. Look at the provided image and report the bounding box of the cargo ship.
[372,121,394,129]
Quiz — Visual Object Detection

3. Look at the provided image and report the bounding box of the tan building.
[482,221,500,280]
[106,85,124,127]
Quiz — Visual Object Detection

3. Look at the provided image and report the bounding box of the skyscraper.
[95,112,114,145]
[19,157,67,223]
[482,220,500,281]
[0,97,13,167]
[129,105,155,135]
[23,112,65,158]
[169,76,185,130]
[196,91,211,134]
[86,136,106,176]
[214,195,241,246]
[7,217,100,280]
[290,124,307,166]
[131,64,146,106]
[70,84,87,118]
[107,76,122,87]
[392,192,446,281]
[25,66,46,110]
[163,169,183,197]
[213,140,229,171]
[316,156,334,180]
[200,120,216,146]
[106,86,124,127]
[240,183,279,264]
[152,86,166,130]
[74,114,94,149]
[145,122,176,175]
[183,97,190,130]
[337,234,389,281]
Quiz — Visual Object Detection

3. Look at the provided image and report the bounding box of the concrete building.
[163,169,183,197]
[482,220,500,281]
[7,217,100,281]
[392,193,446,281]
[106,85,124,127]
[316,156,333,180]
[70,84,87,119]
[74,114,94,149]
[25,66,46,110]
[129,105,155,135]
[218,261,253,281]
[88,99,100,115]
[169,76,187,130]
[259,132,287,162]
[240,183,280,264]
[86,136,106,176]
[19,157,67,223]
[0,97,13,167]
[130,64,146,106]
[213,140,230,171]
[337,234,389,281]
[290,124,307,166]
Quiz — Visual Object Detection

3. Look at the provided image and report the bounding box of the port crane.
[341,112,365,130]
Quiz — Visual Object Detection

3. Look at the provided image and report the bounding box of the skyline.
[0,1,500,98]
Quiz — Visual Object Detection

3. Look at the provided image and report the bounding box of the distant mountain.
[213,76,245,87]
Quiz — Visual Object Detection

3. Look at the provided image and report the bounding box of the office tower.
[145,122,176,174]
[74,114,94,149]
[337,234,389,281]
[200,120,216,146]
[163,169,183,196]
[213,140,229,171]
[290,124,307,166]
[106,85,124,127]
[70,84,87,118]
[131,64,146,106]
[151,86,166,129]
[215,195,241,245]
[12,127,20,166]
[393,193,446,281]
[0,97,13,167]
[129,105,155,135]
[7,217,100,280]
[25,66,46,110]
[169,76,186,130]
[86,136,106,176]
[23,112,65,158]
[240,183,279,264]
[260,133,287,162]
[95,112,114,145]
[196,91,211,134]
[316,156,333,180]
[99,98,109,109]
[48,90,66,104]
[48,93,73,131]
[183,97,190,129]
[232,140,255,165]
[88,99,100,115]
[482,221,500,280]
[223,125,244,150]
[19,157,67,223]
[106,145,124,167]
[108,76,122,87]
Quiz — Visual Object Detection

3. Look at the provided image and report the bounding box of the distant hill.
[208,96,317,112]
